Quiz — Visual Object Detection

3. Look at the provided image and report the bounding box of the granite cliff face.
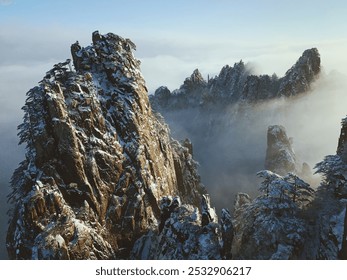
[301,117,347,259]
[6,31,217,259]
[265,125,296,175]
[278,48,321,97]
[264,125,313,183]
[131,194,232,260]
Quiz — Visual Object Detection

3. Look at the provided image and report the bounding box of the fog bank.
[162,71,347,212]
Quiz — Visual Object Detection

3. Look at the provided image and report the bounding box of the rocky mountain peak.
[71,31,144,93]
[279,48,320,96]
[180,68,207,94]
[264,125,313,179]
[190,69,205,84]
[208,61,248,100]
[300,48,320,71]
[265,125,296,175]
[7,31,207,259]
[151,48,320,112]
[151,86,172,109]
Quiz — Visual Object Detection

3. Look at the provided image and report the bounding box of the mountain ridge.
[150,47,320,110]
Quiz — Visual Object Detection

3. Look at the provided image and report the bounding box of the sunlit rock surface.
[7,32,209,259]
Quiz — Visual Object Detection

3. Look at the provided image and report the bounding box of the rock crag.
[265,125,297,175]
[150,48,320,111]
[7,31,212,259]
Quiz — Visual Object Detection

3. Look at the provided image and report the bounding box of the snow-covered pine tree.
[8,85,48,203]
[234,170,313,259]
[255,170,297,216]
[315,155,346,196]
[284,172,314,206]
[256,170,282,197]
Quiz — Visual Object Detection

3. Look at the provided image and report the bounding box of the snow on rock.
[131,195,224,260]
[331,208,346,250]
[265,125,297,175]
[220,208,234,259]
[151,48,320,111]
[306,116,347,259]
[231,171,313,259]
[278,48,320,97]
[7,31,206,259]
[271,244,294,260]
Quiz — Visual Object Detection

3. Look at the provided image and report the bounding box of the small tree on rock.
[235,170,314,259]
[315,155,346,196]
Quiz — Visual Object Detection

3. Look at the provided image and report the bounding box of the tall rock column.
[265,125,296,175]
[7,31,205,259]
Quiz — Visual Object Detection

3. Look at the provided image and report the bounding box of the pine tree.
[284,172,314,206]
[315,155,346,196]
[8,84,47,203]
[235,170,314,259]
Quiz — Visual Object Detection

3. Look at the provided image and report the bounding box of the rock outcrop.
[150,69,208,111]
[264,125,314,181]
[265,125,297,175]
[341,205,347,259]
[309,116,347,259]
[279,48,321,97]
[131,194,223,260]
[7,31,209,259]
[150,48,320,111]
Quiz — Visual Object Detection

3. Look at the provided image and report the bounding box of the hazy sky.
[1,0,347,92]
[1,0,347,259]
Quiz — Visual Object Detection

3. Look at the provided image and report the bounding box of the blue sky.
[2,0,347,166]
[1,0,347,127]
[1,0,346,38]
[1,0,347,93]
[0,0,347,136]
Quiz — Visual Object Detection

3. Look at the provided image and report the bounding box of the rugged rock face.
[265,125,296,175]
[341,205,347,259]
[7,31,208,259]
[209,61,249,102]
[265,125,314,182]
[150,48,320,111]
[279,48,321,97]
[150,69,208,111]
[241,74,280,102]
[310,116,347,260]
[337,117,347,162]
[131,194,225,260]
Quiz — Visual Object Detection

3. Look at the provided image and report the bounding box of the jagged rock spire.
[7,31,206,259]
[265,125,296,175]
[279,48,320,96]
